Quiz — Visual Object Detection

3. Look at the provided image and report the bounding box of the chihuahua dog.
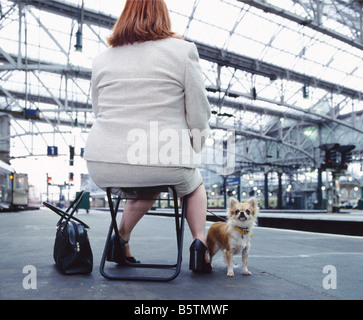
[207,197,258,277]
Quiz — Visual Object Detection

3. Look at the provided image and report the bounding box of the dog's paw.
[243,270,252,276]
[227,269,234,277]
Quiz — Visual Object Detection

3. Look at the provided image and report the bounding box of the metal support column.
[317,168,323,209]
[264,172,269,209]
[277,171,283,209]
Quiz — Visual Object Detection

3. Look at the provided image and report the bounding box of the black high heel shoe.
[107,235,140,265]
[189,239,212,273]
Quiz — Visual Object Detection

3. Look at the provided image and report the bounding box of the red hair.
[107,0,180,47]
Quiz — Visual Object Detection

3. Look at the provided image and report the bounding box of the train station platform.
[151,207,363,236]
[0,207,362,302]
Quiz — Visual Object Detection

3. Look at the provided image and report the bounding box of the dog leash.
[207,209,227,222]
[207,209,250,235]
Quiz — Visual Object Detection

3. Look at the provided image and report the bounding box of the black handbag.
[43,191,93,275]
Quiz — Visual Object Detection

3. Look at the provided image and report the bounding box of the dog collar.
[235,227,249,235]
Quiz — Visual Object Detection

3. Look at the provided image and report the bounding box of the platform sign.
[47,146,58,157]
[226,176,240,186]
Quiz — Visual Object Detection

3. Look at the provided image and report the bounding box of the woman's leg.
[117,183,209,259]
[118,192,160,257]
[185,184,209,262]
[185,183,207,244]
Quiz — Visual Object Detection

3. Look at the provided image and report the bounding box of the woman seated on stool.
[85,0,211,273]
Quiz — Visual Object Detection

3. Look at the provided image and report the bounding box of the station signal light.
[341,152,353,170]
[329,150,337,163]
[325,149,338,169]
[338,145,355,170]
[69,146,75,166]
[322,144,355,171]
[302,84,309,99]
[251,87,257,100]
[345,152,353,163]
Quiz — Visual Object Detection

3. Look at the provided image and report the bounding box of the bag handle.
[43,191,90,229]
[63,190,85,224]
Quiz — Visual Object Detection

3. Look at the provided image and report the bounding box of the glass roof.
[0,0,362,178]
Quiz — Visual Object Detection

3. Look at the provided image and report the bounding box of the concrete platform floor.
[1,208,362,300]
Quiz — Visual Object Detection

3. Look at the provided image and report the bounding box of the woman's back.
[85,37,210,167]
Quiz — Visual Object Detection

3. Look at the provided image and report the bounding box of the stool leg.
[107,188,121,238]
[100,189,122,279]
[171,196,186,281]
[99,219,114,279]
[172,188,180,250]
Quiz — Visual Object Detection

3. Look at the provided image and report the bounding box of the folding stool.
[99,185,186,282]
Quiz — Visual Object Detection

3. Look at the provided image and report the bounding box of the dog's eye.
[235,209,240,214]
[245,209,251,215]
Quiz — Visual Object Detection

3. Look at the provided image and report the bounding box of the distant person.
[85,0,212,273]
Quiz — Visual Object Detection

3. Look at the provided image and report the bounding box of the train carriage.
[0,160,29,210]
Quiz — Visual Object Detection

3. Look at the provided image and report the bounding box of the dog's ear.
[228,197,239,208]
[247,197,258,209]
